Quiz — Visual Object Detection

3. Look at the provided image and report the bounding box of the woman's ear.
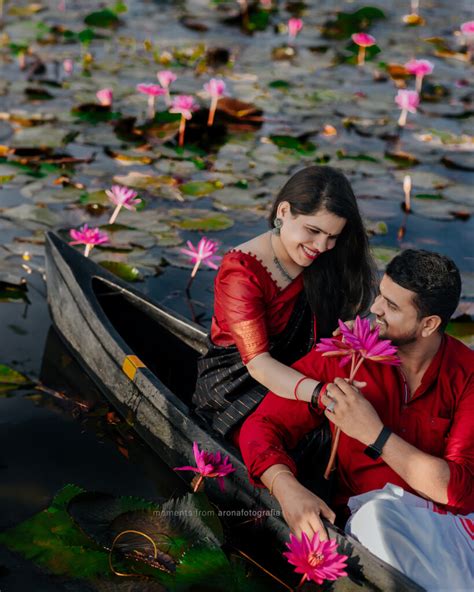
[277,200,291,219]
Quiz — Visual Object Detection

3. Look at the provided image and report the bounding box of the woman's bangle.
[268,469,293,496]
[294,376,311,401]
[310,382,327,409]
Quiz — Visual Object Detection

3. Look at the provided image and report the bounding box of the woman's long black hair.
[269,165,376,339]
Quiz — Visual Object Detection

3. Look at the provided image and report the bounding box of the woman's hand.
[273,473,336,541]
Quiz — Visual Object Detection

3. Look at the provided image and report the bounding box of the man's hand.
[272,473,336,541]
[321,377,383,446]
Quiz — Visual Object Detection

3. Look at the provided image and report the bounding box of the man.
[239,250,474,591]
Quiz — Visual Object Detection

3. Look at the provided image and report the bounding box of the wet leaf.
[84,10,120,28]
[113,172,178,197]
[0,364,30,387]
[321,6,385,40]
[169,208,233,231]
[1,203,61,226]
[268,80,292,90]
[269,135,316,155]
[414,193,444,200]
[441,155,474,172]
[384,150,420,168]
[99,261,142,282]
[371,246,400,270]
[180,181,220,198]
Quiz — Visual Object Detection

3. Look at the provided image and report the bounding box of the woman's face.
[277,203,347,267]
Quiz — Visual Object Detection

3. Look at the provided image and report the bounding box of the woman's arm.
[246,352,323,402]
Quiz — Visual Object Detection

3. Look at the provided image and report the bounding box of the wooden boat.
[44,232,423,591]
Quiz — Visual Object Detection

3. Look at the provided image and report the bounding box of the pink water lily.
[181,237,221,278]
[63,58,73,75]
[405,59,434,93]
[283,532,348,588]
[137,83,166,119]
[156,70,177,105]
[69,224,109,257]
[352,32,376,66]
[203,78,226,126]
[395,89,420,127]
[288,17,303,42]
[316,316,399,478]
[105,185,141,224]
[170,95,199,147]
[174,441,235,492]
[460,21,474,61]
[96,88,113,107]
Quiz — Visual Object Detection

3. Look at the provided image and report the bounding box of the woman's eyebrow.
[306,224,340,237]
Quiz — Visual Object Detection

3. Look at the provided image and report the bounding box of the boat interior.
[92,276,202,410]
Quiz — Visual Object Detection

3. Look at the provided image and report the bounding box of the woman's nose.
[314,236,328,252]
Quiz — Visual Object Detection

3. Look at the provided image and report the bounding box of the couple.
[193,166,473,590]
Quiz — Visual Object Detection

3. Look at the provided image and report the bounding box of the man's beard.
[388,330,418,347]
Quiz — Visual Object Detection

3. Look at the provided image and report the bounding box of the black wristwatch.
[364,426,392,460]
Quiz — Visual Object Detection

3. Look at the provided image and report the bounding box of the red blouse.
[238,335,474,515]
[210,250,304,364]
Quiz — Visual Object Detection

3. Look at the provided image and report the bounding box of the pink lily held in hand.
[404,59,434,93]
[69,224,109,257]
[283,532,348,588]
[316,316,399,479]
[156,70,177,106]
[203,78,226,126]
[351,32,376,66]
[106,185,141,224]
[174,441,235,492]
[96,88,113,107]
[288,18,303,43]
[169,95,199,147]
[137,83,166,119]
[395,89,420,127]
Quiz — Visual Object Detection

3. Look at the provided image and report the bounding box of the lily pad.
[180,181,220,198]
[169,208,234,232]
[1,203,61,227]
[0,363,31,393]
[269,135,316,155]
[321,6,385,40]
[84,9,120,28]
[99,261,142,282]
[113,172,178,197]
[371,246,400,270]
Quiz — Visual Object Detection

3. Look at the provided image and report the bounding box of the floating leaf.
[371,246,400,270]
[322,6,385,40]
[0,364,30,387]
[113,172,178,196]
[269,135,316,155]
[414,193,444,200]
[384,150,420,168]
[84,9,119,28]
[180,181,220,198]
[169,208,233,231]
[99,261,142,282]
[268,80,292,89]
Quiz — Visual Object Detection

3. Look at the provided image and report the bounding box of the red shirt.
[238,335,474,515]
[211,250,304,364]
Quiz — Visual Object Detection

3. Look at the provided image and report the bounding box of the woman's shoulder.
[220,235,273,282]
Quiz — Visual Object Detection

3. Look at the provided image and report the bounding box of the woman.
[193,165,375,437]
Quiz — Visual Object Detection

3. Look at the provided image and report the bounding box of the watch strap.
[364,426,392,460]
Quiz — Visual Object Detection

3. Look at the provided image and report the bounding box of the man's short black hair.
[386,250,461,332]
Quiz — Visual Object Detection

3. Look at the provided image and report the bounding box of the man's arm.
[322,377,473,509]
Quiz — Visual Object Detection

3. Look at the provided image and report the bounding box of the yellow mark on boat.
[122,355,146,381]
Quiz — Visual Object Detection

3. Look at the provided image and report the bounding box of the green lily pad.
[99,261,142,282]
[169,209,233,232]
[1,204,61,227]
[180,181,220,198]
[321,6,385,40]
[268,80,292,90]
[113,172,178,197]
[414,193,444,200]
[371,246,400,270]
[269,135,316,155]
[84,9,119,28]
[0,363,31,393]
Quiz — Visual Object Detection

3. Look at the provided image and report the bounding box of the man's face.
[370,275,422,346]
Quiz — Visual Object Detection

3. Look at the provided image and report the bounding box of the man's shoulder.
[443,335,474,369]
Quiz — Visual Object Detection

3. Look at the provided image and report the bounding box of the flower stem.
[108,204,122,225]
[207,97,218,126]
[147,95,155,119]
[165,89,171,107]
[296,574,307,589]
[193,475,204,493]
[398,108,407,127]
[415,74,423,94]
[178,115,186,147]
[357,46,365,66]
[325,354,364,479]
[84,244,92,258]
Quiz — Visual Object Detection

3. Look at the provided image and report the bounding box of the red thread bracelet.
[294,376,311,401]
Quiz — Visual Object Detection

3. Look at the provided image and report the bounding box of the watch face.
[364,445,380,460]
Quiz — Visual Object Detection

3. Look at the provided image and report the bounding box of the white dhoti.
[345,484,474,592]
